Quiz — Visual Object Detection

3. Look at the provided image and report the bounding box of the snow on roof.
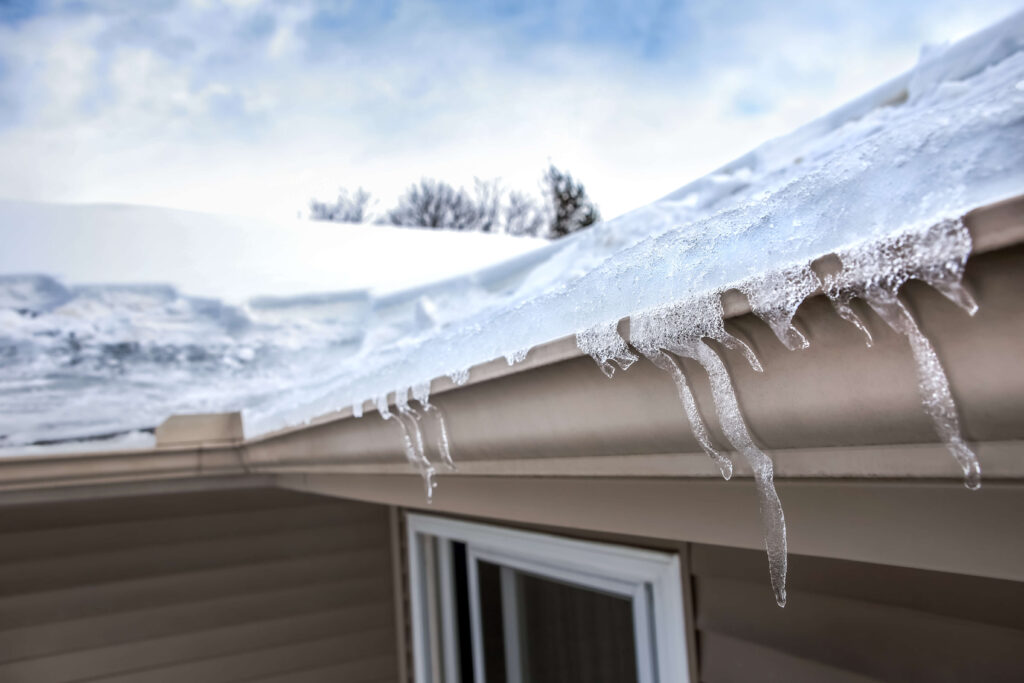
[1,9,1023,455]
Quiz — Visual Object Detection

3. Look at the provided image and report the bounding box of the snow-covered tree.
[309,188,373,223]
[308,166,600,239]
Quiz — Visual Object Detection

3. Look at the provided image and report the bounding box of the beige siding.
[691,543,1024,683]
[0,487,400,683]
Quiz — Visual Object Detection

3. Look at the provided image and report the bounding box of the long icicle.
[672,340,788,607]
[382,391,437,501]
[582,315,735,478]
[825,218,980,488]
[865,293,981,489]
[411,381,456,471]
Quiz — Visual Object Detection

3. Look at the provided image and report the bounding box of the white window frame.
[406,513,690,683]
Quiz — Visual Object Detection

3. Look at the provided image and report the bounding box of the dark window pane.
[477,561,507,683]
[474,559,639,683]
[451,542,475,683]
[517,572,639,683]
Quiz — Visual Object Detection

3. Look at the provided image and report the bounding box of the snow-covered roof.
[1,9,1023,456]
[247,9,1024,434]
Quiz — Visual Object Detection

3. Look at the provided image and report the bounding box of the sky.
[0,0,1020,226]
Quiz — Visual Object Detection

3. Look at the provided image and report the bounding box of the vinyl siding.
[691,543,1024,683]
[0,487,400,683]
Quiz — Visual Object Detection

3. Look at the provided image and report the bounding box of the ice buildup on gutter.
[577,214,981,607]
[447,368,470,386]
[575,321,638,378]
[627,296,787,607]
[739,264,819,351]
[823,218,980,488]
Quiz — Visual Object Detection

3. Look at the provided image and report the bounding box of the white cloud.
[0,0,1019,223]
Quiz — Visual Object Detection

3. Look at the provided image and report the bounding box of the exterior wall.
[691,543,1024,683]
[0,487,401,683]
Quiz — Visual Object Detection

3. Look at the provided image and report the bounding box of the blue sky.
[0,0,1020,221]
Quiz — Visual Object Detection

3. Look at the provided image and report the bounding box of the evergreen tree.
[543,164,600,238]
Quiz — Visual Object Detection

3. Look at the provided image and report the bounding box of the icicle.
[740,264,820,350]
[642,347,732,479]
[504,348,529,366]
[383,402,435,498]
[628,306,732,478]
[576,321,639,378]
[375,395,392,420]
[632,296,786,606]
[825,218,980,489]
[411,381,431,405]
[673,340,787,607]
[406,381,456,471]
[824,284,875,347]
[865,295,981,489]
[448,368,470,385]
[395,388,427,464]
[381,389,438,501]
[910,219,978,316]
[352,400,364,418]
[415,399,456,471]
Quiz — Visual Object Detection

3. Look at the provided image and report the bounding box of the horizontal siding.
[0,488,400,683]
[691,543,1024,682]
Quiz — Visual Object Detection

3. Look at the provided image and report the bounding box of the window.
[406,514,690,683]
